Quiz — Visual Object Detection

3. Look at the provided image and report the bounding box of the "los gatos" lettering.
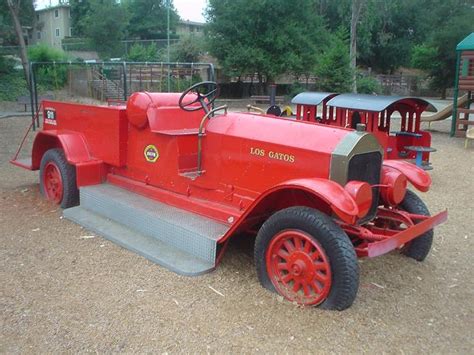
[250,147,295,163]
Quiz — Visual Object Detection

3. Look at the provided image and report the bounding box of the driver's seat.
[148,106,203,136]
[126,91,204,135]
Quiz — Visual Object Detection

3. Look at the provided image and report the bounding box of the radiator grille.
[347,152,382,223]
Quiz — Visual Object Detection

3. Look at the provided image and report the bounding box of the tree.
[315,0,435,74]
[206,0,329,92]
[79,0,130,58]
[69,0,91,37]
[412,4,474,98]
[350,0,364,92]
[315,29,353,93]
[0,0,34,45]
[125,0,179,40]
[4,0,35,87]
[170,35,203,63]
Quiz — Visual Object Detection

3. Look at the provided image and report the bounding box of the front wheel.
[399,190,433,261]
[40,148,79,209]
[254,207,359,310]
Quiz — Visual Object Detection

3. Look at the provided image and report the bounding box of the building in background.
[176,20,204,36]
[27,5,203,50]
[33,4,72,48]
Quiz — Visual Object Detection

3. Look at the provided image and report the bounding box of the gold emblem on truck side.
[250,147,295,163]
[144,145,159,163]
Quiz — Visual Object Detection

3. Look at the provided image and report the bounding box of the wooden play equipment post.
[451,32,474,137]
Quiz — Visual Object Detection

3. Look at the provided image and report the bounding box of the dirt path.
[1,116,473,353]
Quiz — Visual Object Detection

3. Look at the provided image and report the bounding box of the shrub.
[126,43,160,62]
[0,71,29,101]
[357,76,381,94]
[0,56,16,74]
[28,44,69,90]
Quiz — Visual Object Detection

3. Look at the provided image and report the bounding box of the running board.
[63,184,230,276]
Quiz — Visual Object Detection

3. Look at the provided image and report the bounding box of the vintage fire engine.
[11,82,447,310]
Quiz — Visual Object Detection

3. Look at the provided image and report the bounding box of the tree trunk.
[7,0,30,88]
[350,0,363,93]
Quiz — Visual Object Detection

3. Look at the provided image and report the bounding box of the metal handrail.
[197,105,228,175]
[90,68,123,99]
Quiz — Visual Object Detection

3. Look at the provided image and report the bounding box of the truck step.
[63,183,230,276]
[10,157,33,170]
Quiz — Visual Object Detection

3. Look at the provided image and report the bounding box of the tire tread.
[254,207,359,311]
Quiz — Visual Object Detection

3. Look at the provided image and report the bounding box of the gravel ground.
[1,113,473,353]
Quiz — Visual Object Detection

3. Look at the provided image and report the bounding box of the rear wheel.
[255,207,359,310]
[40,148,79,209]
[399,190,433,261]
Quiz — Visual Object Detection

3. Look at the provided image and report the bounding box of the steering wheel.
[178,81,218,112]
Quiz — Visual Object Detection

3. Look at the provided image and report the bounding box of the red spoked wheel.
[266,230,331,306]
[42,161,64,204]
[255,207,359,310]
[39,149,79,209]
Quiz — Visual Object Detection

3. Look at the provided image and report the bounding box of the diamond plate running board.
[63,184,230,276]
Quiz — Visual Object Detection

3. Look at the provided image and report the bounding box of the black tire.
[254,206,359,311]
[399,190,433,261]
[40,148,79,209]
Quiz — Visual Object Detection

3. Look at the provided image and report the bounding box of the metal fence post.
[29,62,36,131]
[122,62,128,100]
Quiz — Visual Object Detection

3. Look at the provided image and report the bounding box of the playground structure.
[11,78,447,310]
[291,92,437,169]
[422,93,469,127]
[451,32,474,138]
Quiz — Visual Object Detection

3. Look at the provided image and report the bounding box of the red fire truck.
[11,82,447,310]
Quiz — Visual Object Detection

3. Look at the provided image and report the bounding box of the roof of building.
[178,20,205,27]
[326,93,437,112]
[36,4,70,13]
[456,32,474,51]
[291,92,338,105]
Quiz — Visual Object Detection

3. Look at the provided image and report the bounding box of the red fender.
[383,160,431,192]
[32,130,103,187]
[32,130,91,169]
[277,178,359,222]
[219,178,359,242]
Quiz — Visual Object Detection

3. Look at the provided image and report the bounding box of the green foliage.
[411,44,438,71]
[315,0,426,72]
[0,56,16,74]
[167,75,203,92]
[0,0,35,45]
[170,36,203,63]
[207,0,329,86]
[315,29,352,92]
[286,82,306,100]
[28,45,69,90]
[356,76,381,94]
[28,44,69,62]
[0,71,29,100]
[410,2,473,96]
[70,0,91,37]
[78,0,130,58]
[126,43,161,62]
[125,0,179,40]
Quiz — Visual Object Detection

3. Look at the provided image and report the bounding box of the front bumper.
[339,209,448,258]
